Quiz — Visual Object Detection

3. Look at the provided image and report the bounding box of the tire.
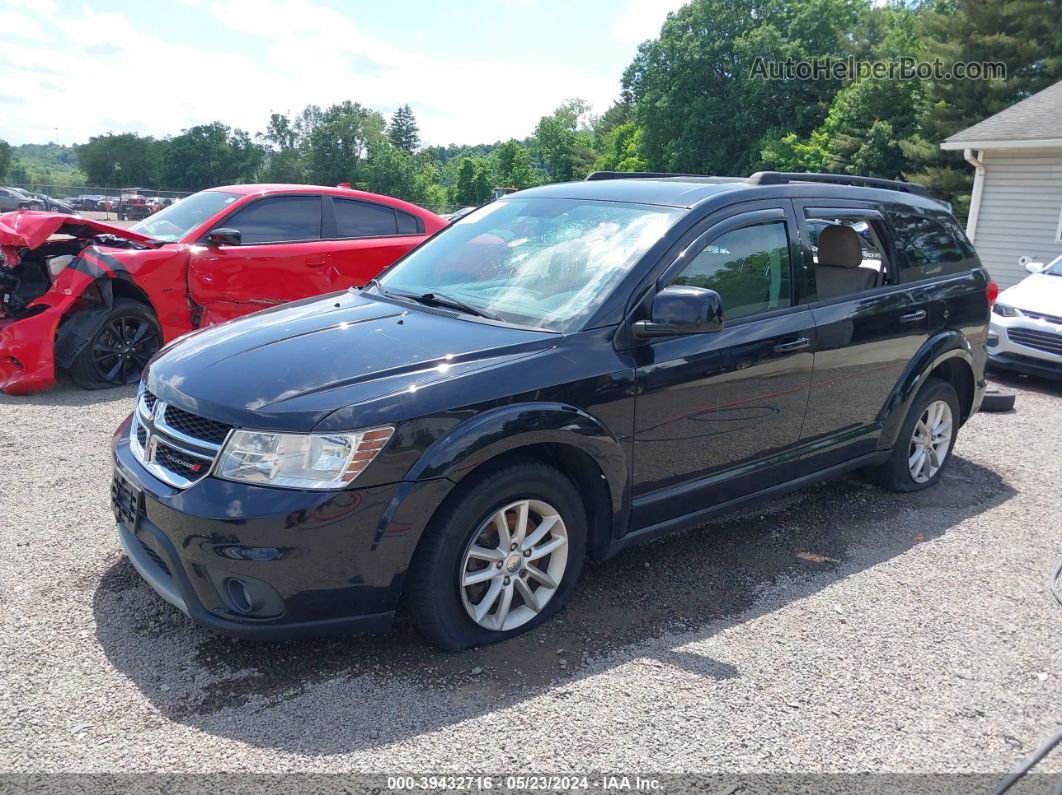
[68,298,162,389]
[980,383,1016,413]
[866,376,960,492]
[405,457,587,650]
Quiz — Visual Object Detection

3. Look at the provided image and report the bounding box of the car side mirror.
[1025,261,1046,274]
[632,285,724,339]
[206,228,242,246]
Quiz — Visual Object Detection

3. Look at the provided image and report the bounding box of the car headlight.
[216,426,394,490]
[992,303,1020,317]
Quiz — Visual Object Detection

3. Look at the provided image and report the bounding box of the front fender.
[879,330,977,450]
[405,401,630,527]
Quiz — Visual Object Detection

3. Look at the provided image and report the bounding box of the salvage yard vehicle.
[115,188,152,221]
[0,187,44,212]
[0,185,446,394]
[111,171,993,649]
[987,253,1062,378]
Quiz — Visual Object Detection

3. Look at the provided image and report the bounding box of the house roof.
[941,80,1062,150]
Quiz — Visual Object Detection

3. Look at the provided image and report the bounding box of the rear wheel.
[405,458,587,650]
[68,299,162,389]
[867,377,960,492]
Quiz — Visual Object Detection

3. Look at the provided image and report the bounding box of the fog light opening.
[987,334,999,348]
[225,578,259,614]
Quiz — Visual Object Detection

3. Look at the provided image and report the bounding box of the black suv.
[111,171,992,649]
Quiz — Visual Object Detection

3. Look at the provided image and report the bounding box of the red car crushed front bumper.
[0,211,158,395]
[0,297,76,395]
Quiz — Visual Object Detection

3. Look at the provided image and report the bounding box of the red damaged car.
[0,185,445,394]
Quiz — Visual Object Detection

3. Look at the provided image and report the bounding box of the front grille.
[163,404,231,445]
[138,538,171,577]
[131,385,231,488]
[1008,328,1062,356]
[154,443,211,481]
[1023,309,1062,325]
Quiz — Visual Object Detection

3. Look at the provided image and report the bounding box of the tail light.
[986,280,999,307]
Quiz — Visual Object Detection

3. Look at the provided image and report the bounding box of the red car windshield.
[131,190,240,242]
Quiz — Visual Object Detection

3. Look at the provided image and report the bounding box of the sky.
[0,0,686,148]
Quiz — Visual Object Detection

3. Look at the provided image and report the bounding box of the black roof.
[514,171,943,211]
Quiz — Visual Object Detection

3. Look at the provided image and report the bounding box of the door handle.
[900,309,927,323]
[773,337,811,353]
[306,258,328,268]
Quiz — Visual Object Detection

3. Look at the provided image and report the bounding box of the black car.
[112,171,993,649]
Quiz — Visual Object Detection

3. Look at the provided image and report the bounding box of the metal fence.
[7,184,193,201]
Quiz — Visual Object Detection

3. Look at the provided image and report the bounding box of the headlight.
[992,303,1020,317]
[216,426,394,490]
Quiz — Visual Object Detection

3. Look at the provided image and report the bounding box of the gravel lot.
[1,371,1059,781]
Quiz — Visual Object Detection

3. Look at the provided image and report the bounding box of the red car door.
[325,196,428,287]
[188,195,334,323]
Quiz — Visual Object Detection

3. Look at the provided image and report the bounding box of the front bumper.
[111,415,452,639]
[988,314,1062,379]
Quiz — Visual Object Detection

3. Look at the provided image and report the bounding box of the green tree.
[0,140,10,182]
[491,140,539,189]
[161,123,263,191]
[306,101,386,186]
[453,156,494,205]
[259,113,306,183]
[902,0,1062,214]
[623,0,864,176]
[594,121,649,172]
[76,133,161,187]
[534,99,598,181]
[387,105,421,154]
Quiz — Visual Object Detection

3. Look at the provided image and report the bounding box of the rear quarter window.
[890,209,976,281]
[334,198,398,237]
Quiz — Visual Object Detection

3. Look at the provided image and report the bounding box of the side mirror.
[632,285,724,339]
[1025,261,1046,274]
[206,227,242,247]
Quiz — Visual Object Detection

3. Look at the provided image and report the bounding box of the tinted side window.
[225,196,321,244]
[396,210,422,235]
[334,199,398,237]
[672,221,792,320]
[891,210,973,281]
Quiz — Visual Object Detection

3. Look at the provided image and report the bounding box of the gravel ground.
[1,371,1059,780]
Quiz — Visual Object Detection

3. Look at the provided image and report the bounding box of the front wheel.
[67,299,162,389]
[867,377,960,492]
[405,458,587,650]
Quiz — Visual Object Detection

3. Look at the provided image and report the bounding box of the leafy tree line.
[6,0,1060,217]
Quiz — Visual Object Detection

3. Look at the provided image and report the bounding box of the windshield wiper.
[409,291,503,321]
[365,281,501,321]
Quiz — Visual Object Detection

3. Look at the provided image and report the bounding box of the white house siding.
[972,148,1062,288]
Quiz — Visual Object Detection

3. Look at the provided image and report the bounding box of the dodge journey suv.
[112,171,992,649]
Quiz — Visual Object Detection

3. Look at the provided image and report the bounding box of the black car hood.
[145,290,558,430]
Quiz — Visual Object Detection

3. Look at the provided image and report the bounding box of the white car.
[988,254,1062,378]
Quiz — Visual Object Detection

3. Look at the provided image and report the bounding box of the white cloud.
[0,0,623,150]
[611,0,687,45]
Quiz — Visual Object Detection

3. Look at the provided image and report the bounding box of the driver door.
[631,204,815,529]
[188,195,334,323]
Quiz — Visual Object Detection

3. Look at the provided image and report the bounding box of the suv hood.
[145,290,558,430]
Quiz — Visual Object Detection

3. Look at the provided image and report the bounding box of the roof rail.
[585,171,707,181]
[747,171,931,197]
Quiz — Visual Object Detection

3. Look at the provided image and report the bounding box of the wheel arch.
[53,275,158,370]
[879,330,979,450]
[404,403,631,561]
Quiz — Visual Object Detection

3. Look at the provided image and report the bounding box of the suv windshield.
[377,197,680,331]
[131,190,240,242]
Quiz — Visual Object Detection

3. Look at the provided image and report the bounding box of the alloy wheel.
[908,399,953,483]
[459,498,569,632]
[90,316,160,385]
